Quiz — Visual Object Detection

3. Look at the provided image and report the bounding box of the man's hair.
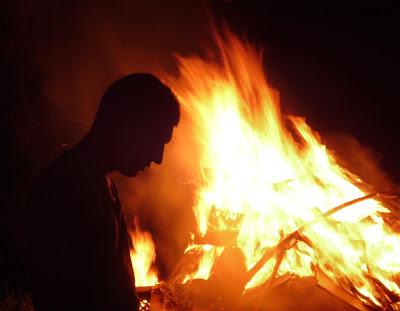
[93,73,180,129]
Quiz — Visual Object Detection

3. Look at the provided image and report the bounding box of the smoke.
[323,132,399,192]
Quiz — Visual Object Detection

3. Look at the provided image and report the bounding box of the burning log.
[241,275,362,311]
[194,229,238,246]
[153,246,247,310]
[314,267,373,311]
[207,246,248,307]
[167,247,205,283]
[238,274,295,309]
[365,274,400,308]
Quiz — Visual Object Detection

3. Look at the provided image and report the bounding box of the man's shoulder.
[33,149,90,196]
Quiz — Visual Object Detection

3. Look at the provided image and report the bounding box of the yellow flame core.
[129,220,158,287]
[164,31,400,306]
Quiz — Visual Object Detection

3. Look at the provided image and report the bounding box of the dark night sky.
[1,0,400,295]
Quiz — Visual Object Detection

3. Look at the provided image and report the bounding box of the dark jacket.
[25,149,139,311]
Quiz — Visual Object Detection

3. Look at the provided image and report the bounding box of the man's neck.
[73,135,112,176]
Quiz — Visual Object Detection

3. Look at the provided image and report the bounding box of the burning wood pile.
[129,30,400,310]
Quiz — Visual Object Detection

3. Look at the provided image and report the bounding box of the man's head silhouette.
[80,73,180,177]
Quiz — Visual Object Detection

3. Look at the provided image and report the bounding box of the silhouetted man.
[25,73,180,310]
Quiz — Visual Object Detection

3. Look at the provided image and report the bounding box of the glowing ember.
[161,30,400,308]
[129,219,158,287]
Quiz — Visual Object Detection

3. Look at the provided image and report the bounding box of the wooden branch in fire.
[245,192,399,285]
[244,192,399,310]
[155,192,399,310]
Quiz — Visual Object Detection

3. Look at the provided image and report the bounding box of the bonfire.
[130,29,400,311]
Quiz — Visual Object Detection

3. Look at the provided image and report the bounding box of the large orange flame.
[162,30,400,308]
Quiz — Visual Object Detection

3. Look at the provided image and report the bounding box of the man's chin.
[118,168,139,177]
